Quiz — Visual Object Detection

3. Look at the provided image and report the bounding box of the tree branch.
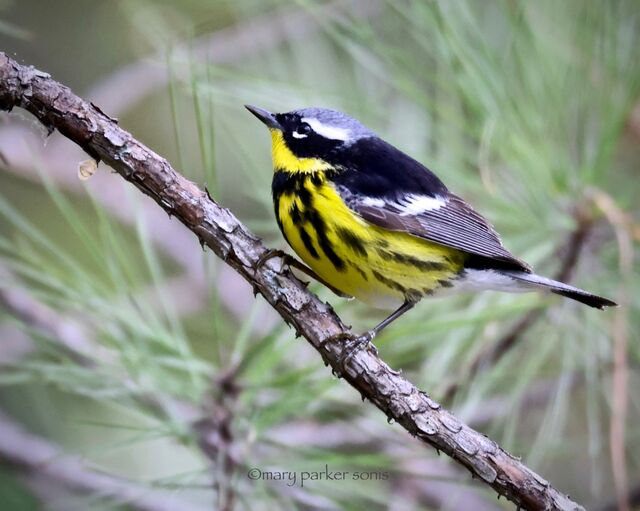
[0,0,383,332]
[0,52,584,511]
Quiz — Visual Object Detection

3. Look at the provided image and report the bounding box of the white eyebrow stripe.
[302,117,351,141]
[396,194,447,215]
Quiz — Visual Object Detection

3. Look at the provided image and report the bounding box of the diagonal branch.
[0,52,584,511]
[0,0,383,330]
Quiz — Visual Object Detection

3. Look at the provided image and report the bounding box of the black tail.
[550,288,617,309]
[501,271,617,310]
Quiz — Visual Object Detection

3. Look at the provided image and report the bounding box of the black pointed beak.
[245,105,282,130]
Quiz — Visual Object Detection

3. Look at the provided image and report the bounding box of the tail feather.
[501,271,617,310]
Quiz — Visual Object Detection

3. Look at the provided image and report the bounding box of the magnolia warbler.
[246,105,616,343]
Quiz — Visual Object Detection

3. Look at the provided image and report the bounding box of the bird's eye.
[292,123,312,139]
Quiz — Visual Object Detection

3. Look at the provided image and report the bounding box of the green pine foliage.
[0,1,638,509]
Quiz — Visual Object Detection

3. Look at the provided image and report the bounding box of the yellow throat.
[270,130,331,173]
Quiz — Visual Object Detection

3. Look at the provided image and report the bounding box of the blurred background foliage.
[0,0,638,510]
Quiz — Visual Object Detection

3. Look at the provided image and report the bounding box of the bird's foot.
[321,331,378,377]
[255,249,353,299]
[255,248,306,275]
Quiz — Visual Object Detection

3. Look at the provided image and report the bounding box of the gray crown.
[292,107,376,143]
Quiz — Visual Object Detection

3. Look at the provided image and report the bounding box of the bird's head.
[245,105,374,174]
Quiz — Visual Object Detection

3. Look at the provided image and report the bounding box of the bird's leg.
[367,300,417,338]
[327,300,417,375]
[254,249,352,298]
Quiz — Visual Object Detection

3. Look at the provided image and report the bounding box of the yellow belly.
[276,178,465,309]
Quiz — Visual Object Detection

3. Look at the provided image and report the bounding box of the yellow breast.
[274,172,465,309]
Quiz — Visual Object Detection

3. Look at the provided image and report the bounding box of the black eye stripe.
[282,118,342,158]
[298,123,312,135]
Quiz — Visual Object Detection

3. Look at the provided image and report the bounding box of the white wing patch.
[302,117,351,141]
[354,194,446,215]
[396,194,447,215]
[360,197,386,207]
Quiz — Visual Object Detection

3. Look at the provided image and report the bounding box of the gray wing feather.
[340,187,531,272]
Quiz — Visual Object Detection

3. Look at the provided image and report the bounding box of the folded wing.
[338,186,531,273]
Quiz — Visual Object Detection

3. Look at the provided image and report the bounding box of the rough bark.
[0,52,584,511]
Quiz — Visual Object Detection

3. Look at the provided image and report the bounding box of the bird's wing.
[329,137,531,272]
[342,189,530,271]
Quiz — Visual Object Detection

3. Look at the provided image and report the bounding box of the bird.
[246,104,616,347]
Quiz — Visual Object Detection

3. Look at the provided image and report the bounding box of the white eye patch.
[292,130,308,139]
[302,117,351,141]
